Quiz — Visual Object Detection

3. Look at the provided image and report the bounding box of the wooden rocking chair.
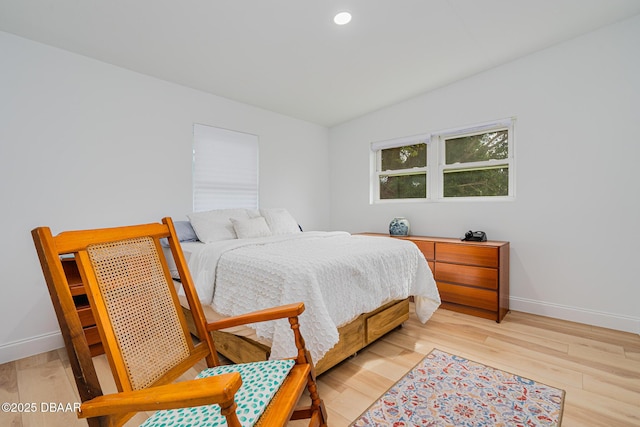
[32,218,327,427]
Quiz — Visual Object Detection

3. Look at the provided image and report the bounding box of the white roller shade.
[193,124,258,212]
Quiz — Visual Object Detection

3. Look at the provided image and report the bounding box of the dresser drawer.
[77,305,96,327]
[83,325,102,346]
[435,262,498,290]
[436,243,499,268]
[411,240,435,260]
[437,282,497,311]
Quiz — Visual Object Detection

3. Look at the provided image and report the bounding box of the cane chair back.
[85,236,191,391]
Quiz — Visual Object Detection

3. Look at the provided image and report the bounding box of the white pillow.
[260,208,301,235]
[187,209,250,242]
[231,217,272,239]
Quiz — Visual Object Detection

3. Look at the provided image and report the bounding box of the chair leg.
[303,350,327,427]
[220,398,241,427]
[287,316,327,426]
[306,373,327,427]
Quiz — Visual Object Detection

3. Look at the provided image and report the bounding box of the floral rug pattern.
[351,348,565,427]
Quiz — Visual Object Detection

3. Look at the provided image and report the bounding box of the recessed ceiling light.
[334,11,352,25]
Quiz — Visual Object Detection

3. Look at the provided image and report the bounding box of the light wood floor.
[1,306,639,426]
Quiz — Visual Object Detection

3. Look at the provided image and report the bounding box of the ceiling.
[1,1,639,127]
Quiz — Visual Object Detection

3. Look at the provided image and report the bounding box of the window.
[372,137,429,202]
[439,124,512,198]
[193,124,258,212]
[371,118,514,202]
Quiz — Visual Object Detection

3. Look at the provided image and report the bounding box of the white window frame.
[370,118,515,203]
[193,124,259,212]
[435,118,515,201]
[370,135,431,203]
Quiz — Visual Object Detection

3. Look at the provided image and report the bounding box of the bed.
[166,208,441,374]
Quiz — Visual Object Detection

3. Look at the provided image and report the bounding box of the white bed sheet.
[180,232,440,362]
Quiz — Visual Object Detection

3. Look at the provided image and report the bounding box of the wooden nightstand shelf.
[61,257,104,356]
[364,233,510,322]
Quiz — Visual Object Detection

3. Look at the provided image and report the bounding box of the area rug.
[351,348,565,427]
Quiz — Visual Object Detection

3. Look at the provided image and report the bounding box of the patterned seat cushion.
[141,359,295,427]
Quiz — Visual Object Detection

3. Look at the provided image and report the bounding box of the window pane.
[381,144,427,171]
[445,130,508,165]
[380,173,426,199]
[443,167,508,197]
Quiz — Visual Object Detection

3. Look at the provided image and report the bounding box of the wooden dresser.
[364,234,510,322]
[61,257,104,356]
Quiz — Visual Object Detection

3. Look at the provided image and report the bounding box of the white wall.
[329,15,640,334]
[0,32,331,363]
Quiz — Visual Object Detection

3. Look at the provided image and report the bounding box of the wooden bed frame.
[182,298,409,375]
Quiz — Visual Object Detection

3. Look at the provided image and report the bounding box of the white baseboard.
[0,331,64,365]
[510,296,640,335]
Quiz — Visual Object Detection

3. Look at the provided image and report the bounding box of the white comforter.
[184,232,440,361]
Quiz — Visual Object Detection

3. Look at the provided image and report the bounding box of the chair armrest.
[79,373,242,419]
[207,302,305,331]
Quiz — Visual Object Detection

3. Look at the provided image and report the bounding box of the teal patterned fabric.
[140,359,295,427]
